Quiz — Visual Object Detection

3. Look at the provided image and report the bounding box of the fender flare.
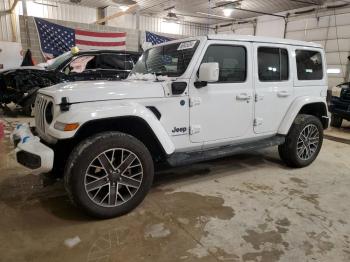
[47,101,175,155]
[278,96,328,135]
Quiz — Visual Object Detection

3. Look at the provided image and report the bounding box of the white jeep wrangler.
[12,35,329,218]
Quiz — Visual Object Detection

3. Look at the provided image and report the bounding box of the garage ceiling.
[36,0,326,24]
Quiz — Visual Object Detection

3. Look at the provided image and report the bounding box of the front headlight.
[331,86,342,98]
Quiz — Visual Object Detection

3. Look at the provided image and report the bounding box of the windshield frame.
[131,40,200,78]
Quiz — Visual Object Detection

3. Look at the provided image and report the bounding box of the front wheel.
[64,132,154,218]
[279,114,323,168]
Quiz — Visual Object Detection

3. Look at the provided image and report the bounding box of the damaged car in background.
[0,49,140,116]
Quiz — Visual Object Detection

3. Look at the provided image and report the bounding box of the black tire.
[64,131,154,219]
[278,114,323,168]
[330,114,343,128]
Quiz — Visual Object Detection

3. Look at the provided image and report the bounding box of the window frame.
[199,44,248,84]
[257,46,290,82]
[295,49,324,81]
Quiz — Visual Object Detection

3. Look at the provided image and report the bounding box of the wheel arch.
[278,97,329,135]
[73,116,171,162]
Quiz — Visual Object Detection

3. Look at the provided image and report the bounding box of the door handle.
[236,93,251,101]
[277,91,290,97]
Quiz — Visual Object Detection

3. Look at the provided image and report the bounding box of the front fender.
[47,101,175,155]
[278,96,328,135]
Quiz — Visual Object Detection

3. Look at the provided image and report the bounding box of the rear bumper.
[11,123,54,175]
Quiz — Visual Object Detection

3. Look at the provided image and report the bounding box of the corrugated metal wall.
[0,0,14,41]
[16,0,97,23]
[216,5,350,87]
[286,9,350,87]
[106,8,209,37]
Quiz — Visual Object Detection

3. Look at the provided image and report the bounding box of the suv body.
[329,82,350,127]
[12,35,329,218]
[0,50,140,115]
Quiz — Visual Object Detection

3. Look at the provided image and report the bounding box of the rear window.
[258,47,289,82]
[296,50,323,80]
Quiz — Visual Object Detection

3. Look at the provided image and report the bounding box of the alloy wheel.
[84,148,143,207]
[296,124,320,161]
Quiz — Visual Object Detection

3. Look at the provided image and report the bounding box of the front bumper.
[11,123,54,175]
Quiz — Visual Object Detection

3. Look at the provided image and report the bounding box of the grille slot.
[34,95,49,134]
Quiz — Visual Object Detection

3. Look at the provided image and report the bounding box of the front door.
[189,41,254,143]
[253,44,294,134]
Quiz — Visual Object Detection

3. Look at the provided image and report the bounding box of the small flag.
[145,31,174,45]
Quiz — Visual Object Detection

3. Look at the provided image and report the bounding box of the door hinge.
[253,118,263,127]
[255,94,264,102]
[189,97,201,107]
[190,125,201,135]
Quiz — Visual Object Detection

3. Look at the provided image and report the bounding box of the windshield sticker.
[177,41,197,51]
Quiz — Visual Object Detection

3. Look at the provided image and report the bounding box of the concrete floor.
[0,117,350,262]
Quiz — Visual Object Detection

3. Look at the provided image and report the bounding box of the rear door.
[253,43,294,134]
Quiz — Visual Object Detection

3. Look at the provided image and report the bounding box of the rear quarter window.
[295,50,323,80]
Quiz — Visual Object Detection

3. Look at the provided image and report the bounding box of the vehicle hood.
[0,66,45,74]
[39,80,166,104]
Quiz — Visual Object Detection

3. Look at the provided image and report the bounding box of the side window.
[64,55,96,74]
[201,45,247,83]
[98,54,130,70]
[258,47,289,81]
[295,50,323,80]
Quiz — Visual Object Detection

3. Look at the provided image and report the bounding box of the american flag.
[34,17,126,59]
[145,31,174,45]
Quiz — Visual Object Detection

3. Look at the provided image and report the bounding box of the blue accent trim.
[16,124,22,130]
[22,136,30,144]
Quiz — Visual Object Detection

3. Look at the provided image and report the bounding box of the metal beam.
[290,0,320,5]
[213,3,286,18]
[232,7,286,18]
[10,0,19,12]
[0,0,18,16]
[95,4,138,24]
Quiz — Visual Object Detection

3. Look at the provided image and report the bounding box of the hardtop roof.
[154,35,322,49]
[207,34,322,48]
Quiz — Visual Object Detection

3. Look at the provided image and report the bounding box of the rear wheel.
[64,132,154,218]
[330,114,343,128]
[279,114,323,168]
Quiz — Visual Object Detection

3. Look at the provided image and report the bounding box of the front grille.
[34,94,50,134]
[341,89,350,101]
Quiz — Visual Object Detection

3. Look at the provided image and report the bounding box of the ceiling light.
[196,12,231,19]
[119,5,129,11]
[112,0,137,5]
[223,8,233,17]
[327,68,341,74]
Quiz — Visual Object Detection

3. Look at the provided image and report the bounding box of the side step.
[167,135,285,167]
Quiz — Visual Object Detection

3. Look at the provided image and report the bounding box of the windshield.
[131,40,199,77]
[46,51,73,70]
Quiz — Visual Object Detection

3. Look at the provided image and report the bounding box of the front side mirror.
[198,62,219,83]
